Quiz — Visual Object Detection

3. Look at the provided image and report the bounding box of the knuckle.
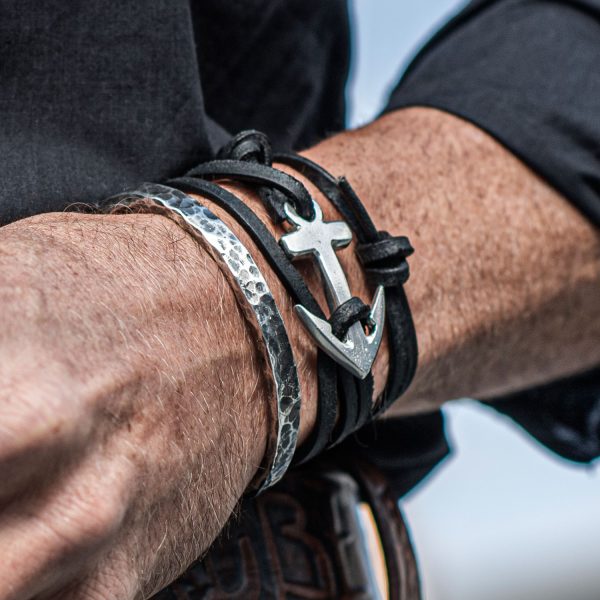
[61,487,126,545]
[48,472,129,550]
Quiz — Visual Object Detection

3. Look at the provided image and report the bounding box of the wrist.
[186,184,320,446]
[187,166,393,448]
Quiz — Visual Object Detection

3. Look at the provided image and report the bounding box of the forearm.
[12,105,592,461]
[302,108,600,411]
[206,107,600,418]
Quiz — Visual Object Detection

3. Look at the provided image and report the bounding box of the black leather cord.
[274,152,418,416]
[174,129,415,460]
[185,160,315,223]
[329,297,372,339]
[217,130,273,165]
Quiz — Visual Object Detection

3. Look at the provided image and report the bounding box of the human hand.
[0,212,274,599]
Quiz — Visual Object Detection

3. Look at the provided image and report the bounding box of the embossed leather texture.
[153,458,421,600]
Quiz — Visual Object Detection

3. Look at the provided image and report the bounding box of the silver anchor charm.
[280,199,385,379]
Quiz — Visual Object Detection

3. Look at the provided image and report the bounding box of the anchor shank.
[314,247,353,308]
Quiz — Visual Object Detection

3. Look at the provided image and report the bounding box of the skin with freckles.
[0,108,599,599]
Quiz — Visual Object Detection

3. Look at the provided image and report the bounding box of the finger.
[0,454,132,600]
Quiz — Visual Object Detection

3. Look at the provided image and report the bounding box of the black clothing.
[388,0,600,227]
[1,0,599,486]
[0,0,350,223]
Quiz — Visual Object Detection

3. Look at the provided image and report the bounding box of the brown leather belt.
[153,456,421,600]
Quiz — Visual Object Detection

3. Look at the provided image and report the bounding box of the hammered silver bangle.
[109,183,301,493]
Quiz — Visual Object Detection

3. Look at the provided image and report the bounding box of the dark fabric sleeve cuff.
[385,0,600,227]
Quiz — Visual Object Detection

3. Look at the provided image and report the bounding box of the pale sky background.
[348,2,600,600]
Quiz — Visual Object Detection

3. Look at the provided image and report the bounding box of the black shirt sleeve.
[386,0,600,227]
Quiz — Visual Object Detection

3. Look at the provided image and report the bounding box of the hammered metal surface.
[113,183,301,491]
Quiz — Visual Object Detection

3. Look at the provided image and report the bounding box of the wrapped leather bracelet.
[108,183,301,493]
[169,162,375,462]
[209,131,417,416]
[176,130,416,463]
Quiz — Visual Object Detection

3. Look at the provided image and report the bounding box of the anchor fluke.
[295,285,385,379]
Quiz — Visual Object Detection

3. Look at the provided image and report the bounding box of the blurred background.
[347,2,600,600]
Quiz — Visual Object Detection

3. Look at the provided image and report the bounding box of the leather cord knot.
[196,130,315,223]
[329,297,373,340]
[217,129,273,165]
[357,232,414,287]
